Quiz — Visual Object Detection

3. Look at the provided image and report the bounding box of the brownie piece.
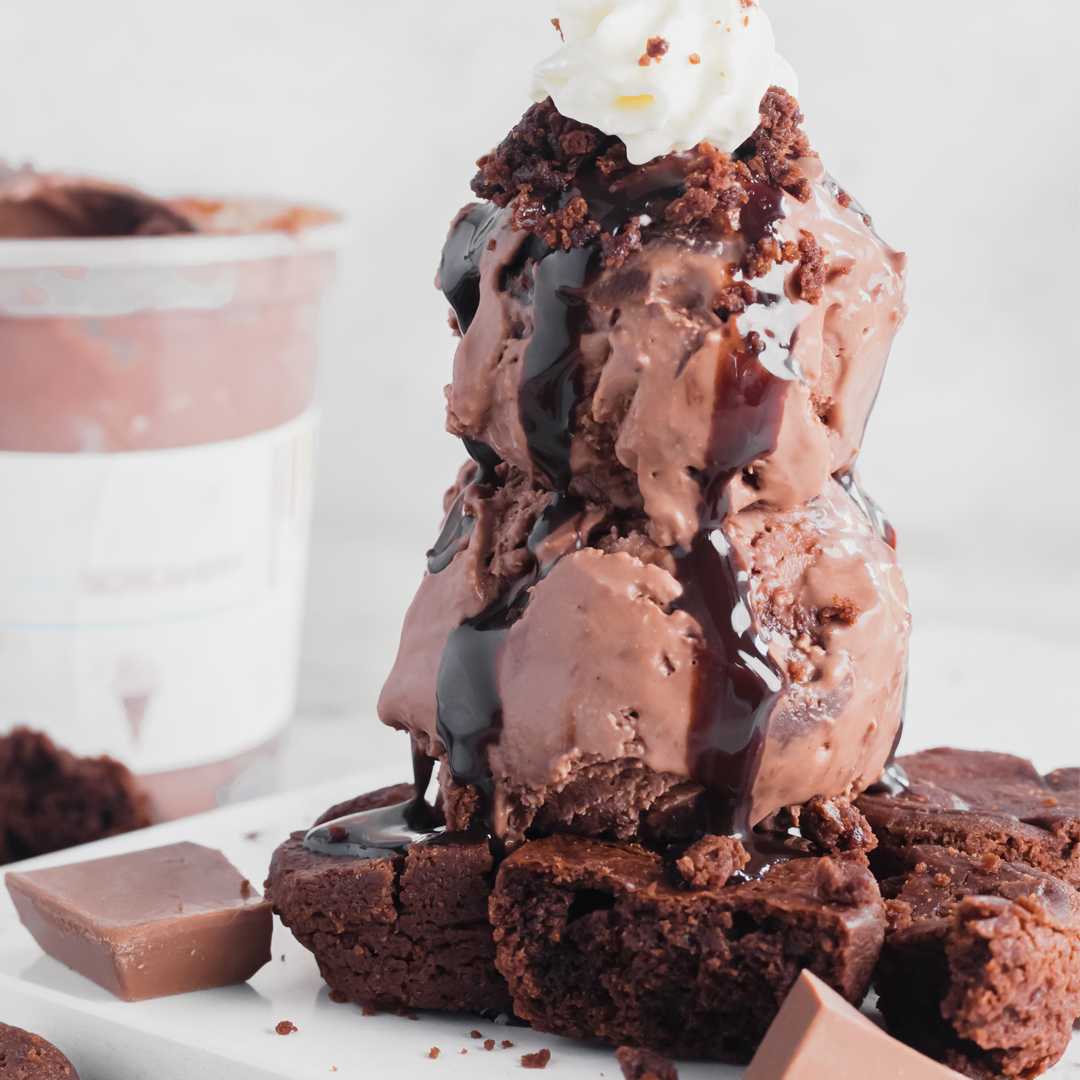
[0,1023,79,1079]
[858,749,1080,885]
[0,728,150,865]
[875,845,1080,1079]
[265,785,511,1014]
[490,835,885,1061]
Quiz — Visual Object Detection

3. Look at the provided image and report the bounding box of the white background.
[2,1,1078,779]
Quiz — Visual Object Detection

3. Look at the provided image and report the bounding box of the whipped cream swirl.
[533,0,797,164]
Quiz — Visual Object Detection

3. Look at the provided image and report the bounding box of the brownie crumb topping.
[274,1020,298,1036]
[639,37,669,66]
[471,89,819,283]
[427,1047,441,1060]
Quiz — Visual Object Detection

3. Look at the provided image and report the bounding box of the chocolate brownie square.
[874,845,1080,1080]
[0,1023,79,1079]
[490,835,885,1061]
[265,785,511,1014]
[0,728,150,865]
[858,749,1080,885]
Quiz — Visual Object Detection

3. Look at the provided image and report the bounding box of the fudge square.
[6,841,271,1000]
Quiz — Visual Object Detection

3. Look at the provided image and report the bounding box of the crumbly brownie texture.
[0,727,150,865]
[0,1023,79,1079]
[470,88,818,279]
[265,785,512,1015]
[489,835,884,1061]
[874,845,1080,1080]
[858,749,1080,886]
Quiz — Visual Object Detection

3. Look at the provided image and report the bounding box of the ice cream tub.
[0,192,345,820]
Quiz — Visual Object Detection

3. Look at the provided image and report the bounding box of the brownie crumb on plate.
[616,1045,679,1080]
[0,1023,79,1079]
[521,1048,552,1069]
[274,1021,298,1036]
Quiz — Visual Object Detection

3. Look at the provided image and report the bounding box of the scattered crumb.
[427,1047,441,1060]
[280,953,286,962]
[275,1020,298,1036]
[689,53,701,64]
[470,1029,483,1039]
[329,989,348,1004]
[639,36,669,66]
[459,1049,469,1056]
[330,1068,338,1074]
[502,1040,515,1050]
[243,830,261,841]
[551,17,564,41]
[361,1004,379,1017]
[522,1048,552,1069]
[484,1039,496,1051]
[616,1045,679,1080]
[675,835,749,889]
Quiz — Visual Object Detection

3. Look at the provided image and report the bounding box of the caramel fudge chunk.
[875,845,1080,1079]
[5,842,271,1001]
[0,1023,79,1079]
[858,749,1080,885]
[490,835,885,1061]
[266,786,511,1014]
[0,727,150,865]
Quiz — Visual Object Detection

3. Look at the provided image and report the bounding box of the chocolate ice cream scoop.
[374,85,910,855]
[442,95,906,549]
[380,467,908,841]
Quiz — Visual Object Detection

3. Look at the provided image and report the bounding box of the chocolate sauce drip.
[519,247,595,490]
[739,181,785,247]
[675,529,784,839]
[464,438,502,483]
[426,488,476,575]
[440,203,501,333]
[303,748,443,858]
[426,442,504,575]
[435,494,592,802]
[735,829,815,882]
[868,762,911,798]
[839,470,897,549]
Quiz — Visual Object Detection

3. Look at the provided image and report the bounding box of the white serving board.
[1,765,1077,1080]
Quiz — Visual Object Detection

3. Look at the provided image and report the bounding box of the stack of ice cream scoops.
[267,3,1080,1076]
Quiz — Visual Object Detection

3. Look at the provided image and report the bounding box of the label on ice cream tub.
[0,411,317,776]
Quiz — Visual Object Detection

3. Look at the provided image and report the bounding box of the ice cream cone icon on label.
[112,655,161,745]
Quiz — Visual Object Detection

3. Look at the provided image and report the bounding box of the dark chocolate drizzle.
[303,747,443,858]
[435,493,593,802]
[675,528,784,841]
[518,246,595,490]
[439,203,501,333]
[426,442,504,575]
